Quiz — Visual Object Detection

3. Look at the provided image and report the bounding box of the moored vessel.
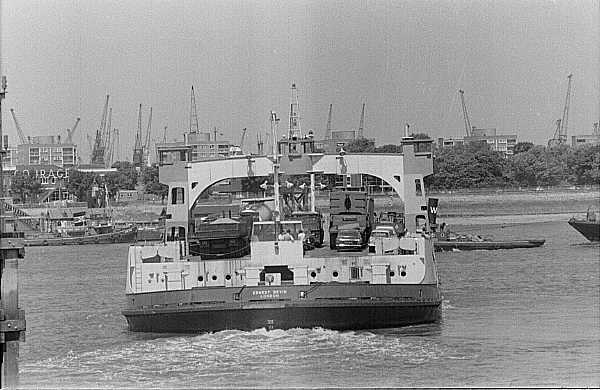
[24,225,137,246]
[568,207,600,242]
[122,99,441,333]
[434,238,545,252]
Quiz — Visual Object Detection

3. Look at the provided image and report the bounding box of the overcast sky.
[1,0,598,160]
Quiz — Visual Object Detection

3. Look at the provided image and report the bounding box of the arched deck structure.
[160,139,433,237]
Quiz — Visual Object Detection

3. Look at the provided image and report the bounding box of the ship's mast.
[270,111,281,224]
[288,83,301,139]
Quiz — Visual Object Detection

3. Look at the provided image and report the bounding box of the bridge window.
[415,179,422,196]
[171,187,184,205]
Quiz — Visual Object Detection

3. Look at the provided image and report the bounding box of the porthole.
[400,271,407,277]
[198,276,204,282]
[310,271,317,278]
[332,271,339,278]
[212,275,218,281]
[389,271,395,277]
[225,274,231,281]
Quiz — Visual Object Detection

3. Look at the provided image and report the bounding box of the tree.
[513,142,534,154]
[567,144,600,185]
[375,144,402,153]
[64,170,98,202]
[429,142,511,189]
[10,173,43,203]
[344,137,375,153]
[104,167,138,198]
[410,133,431,139]
[140,165,168,202]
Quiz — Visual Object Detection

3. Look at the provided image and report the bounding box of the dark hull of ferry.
[568,219,600,242]
[24,227,137,246]
[122,284,441,333]
[434,239,545,252]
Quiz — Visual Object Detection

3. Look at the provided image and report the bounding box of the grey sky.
[1,0,598,160]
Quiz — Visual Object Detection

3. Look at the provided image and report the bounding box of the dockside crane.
[162,126,167,143]
[111,128,120,163]
[143,107,152,166]
[91,95,110,165]
[107,128,119,166]
[66,117,80,144]
[257,132,264,154]
[133,104,144,167]
[549,74,573,146]
[358,103,365,138]
[190,86,199,134]
[239,127,247,152]
[458,90,473,137]
[9,108,27,144]
[325,104,333,140]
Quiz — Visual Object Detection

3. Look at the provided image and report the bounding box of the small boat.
[24,226,137,246]
[434,238,545,252]
[568,207,600,242]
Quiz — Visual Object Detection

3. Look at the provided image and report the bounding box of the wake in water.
[21,324,468,388]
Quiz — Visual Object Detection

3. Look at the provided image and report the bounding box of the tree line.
[343,137,600,190]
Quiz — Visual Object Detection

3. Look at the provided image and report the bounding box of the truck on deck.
[290,211,324,247]
[328,189,374,249]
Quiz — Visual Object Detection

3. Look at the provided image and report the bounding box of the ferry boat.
[122,113,441,333]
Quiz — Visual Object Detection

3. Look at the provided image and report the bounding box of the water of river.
[17,215,599,388]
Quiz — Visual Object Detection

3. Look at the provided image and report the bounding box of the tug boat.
[122,111,441,333]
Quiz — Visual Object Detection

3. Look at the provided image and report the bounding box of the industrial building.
[437,128,517,156]
[17,135,77,167]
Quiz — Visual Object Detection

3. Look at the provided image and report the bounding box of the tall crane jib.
[190,86,199,134]
[358,103,365,139]
[91,94,110,166]
[458,89,472,137]
[133,103,144,167]
[66,117,81,144]
[9,108,27,144]
[549,74,573,147]
[325,104,333,141]
[143,107,153,166]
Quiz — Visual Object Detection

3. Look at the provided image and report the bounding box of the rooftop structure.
[571,134,600,147]
[156,130,233,165]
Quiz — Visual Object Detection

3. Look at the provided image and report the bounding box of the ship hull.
[568,219,600,242]
[122,284,441,333]
[123,301,440,333]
